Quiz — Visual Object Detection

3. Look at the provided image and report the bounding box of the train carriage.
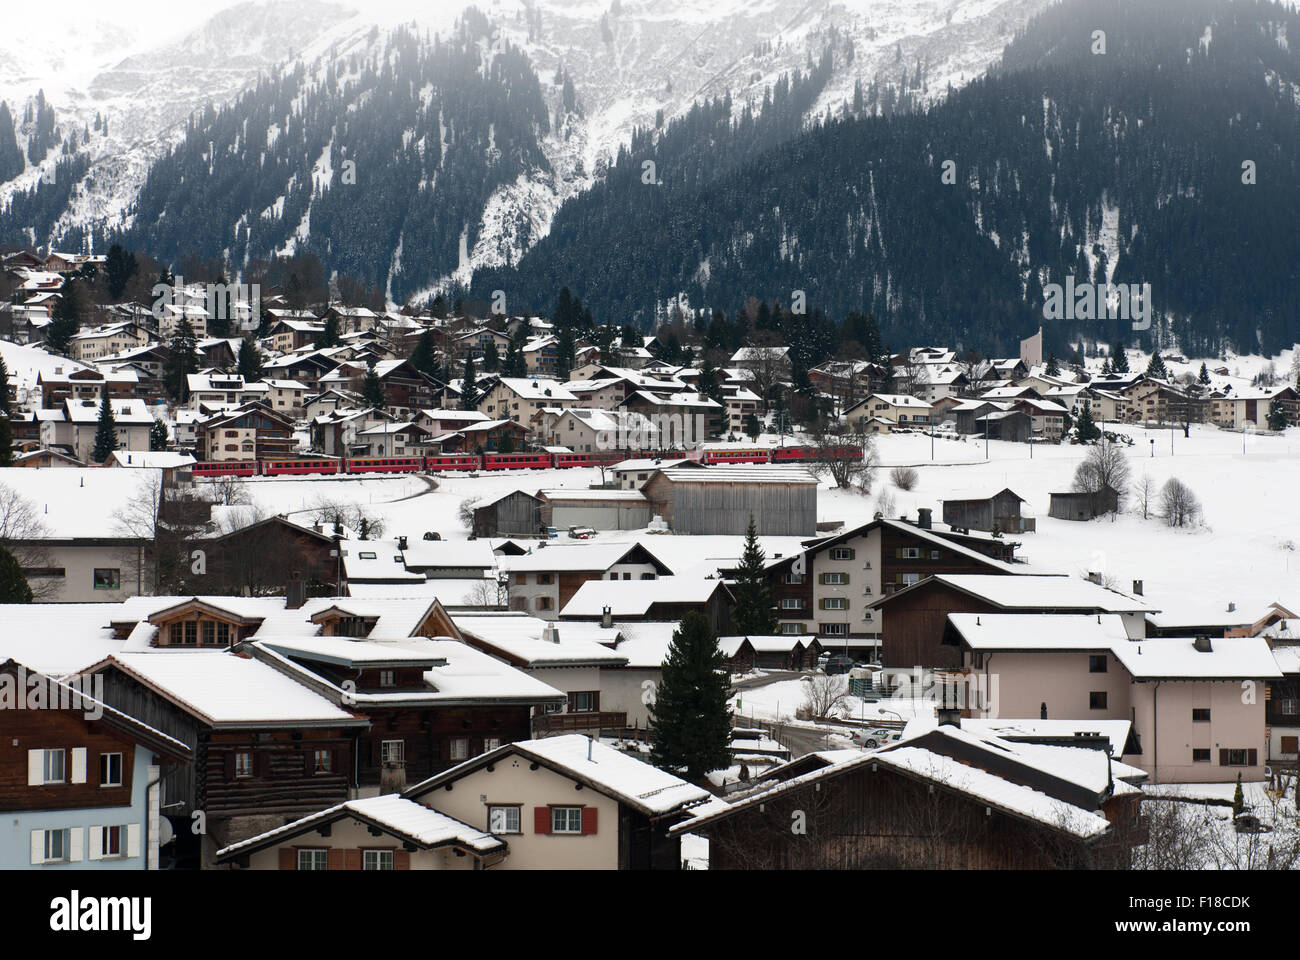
[424,454,482,472]
[482,452,552,470]
[700,448,772,465]
[344,456,426,474]
[192,460,259,477]
[262,458,343,476]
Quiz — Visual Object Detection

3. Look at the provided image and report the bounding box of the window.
[1192,749,1211,763]
[822,623,848,636]
[785,572,805,584]
[1088,655,1108,673]
[1282,737,1299,754]
[1089,692,1108,710]
[482,737,501,753]
[43,828,70,862]
[930,550,941,559]
[202,620,215,645]
[780,622,806,635]
[297,849,328,870]
[780,598,803,610]
[234,751,253,778]
[488,805,521,834]
[570,692,597,713]
[450,738,469,761]
[358,551,377,560]
[821,572,848,585]
[381,740,405,764]
[822,597,848,611]
[100,752,122,787]
[534,597,554,611]
[101,826,123,858]
[92,568,120,591]
[537,573,554,585]
[379,670,395,687]
[1222,749,1257,767]
[175,620,197,645]
[896,573,921,587]
[1192,708,1211,723]
[363,850,394,871]
[313,750,332,774]
[895,547,921,559]
[551,807,584,834]
[42,749,66,784]
[830,547,855,561]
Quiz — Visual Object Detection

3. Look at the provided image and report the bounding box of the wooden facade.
[473,491,543,538]
[942,489,1029,534]
[873,579,998,669]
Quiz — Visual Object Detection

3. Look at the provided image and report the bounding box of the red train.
[189,444,855,478]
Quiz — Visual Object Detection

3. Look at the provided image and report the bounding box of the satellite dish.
[159,818,174,847]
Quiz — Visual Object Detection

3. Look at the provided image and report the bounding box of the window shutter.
[345,849,361,870]
[254,751,268,778]
[1219,748,1229,766]
[304,753,314,776]
[581,807,597,835]
[328,848,345,870]
[534,807,551,835]
[27,750,42,786]
[279,848,296,871]
[71,748,87,784]
[847,548,856,561]
[224,752,235,779]
[818,599,826,610]
[1248,748,1258,767]
[842,573,850,585]
[68,827,83,862]
[88,826,103,861]
[394,850,411,870]
[31,831,43,865]
[126,823,141,858]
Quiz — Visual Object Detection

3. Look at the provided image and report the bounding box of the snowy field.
[208,421,1300,621]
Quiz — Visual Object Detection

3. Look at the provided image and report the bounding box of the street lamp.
[1149,438,1154,458]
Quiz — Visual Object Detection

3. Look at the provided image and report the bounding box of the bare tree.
[808,422,879,493]
[890,466,919,491]
[800,675,851,720]
[1132,473,1155,520]
[1072,437,1131,514]
[304,496,386,539]
[1160,477,1201,528]
[0,482,58,599]
[739,332,790,411]
[461,577,505,609]
[208,475,250,506]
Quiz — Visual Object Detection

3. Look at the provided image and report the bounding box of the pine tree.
[1074,404,1101,442]
[410,330,438,379]
[92,392,119,462]
[45,281,81,355]
[555,326,575,380]
[730,515,778,635]
[482,340,501,373]
[1198,362,1211,385]
[1045,353,1060,376]
[237,337,264,380]
[319,313,341,348]
[0,542,33,603]
[461,355,477,410]
[164,318,200,403]
[1146,352,1169,380]
[1232,773,1245,817]
[149,418,169,451]
[744,412,761,441]
[649,611,733,783]
[1111,343,1129,374]
[1101,357,1112,375]
[104,244,137,301]
[362,361,385,408]
[1267,398,1288,432]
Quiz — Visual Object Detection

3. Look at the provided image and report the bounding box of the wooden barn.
[1049,486,1119,521]
[942,489,1034,534]
[473,490,544,538]
[719,636,823,672]
[675,723,1146,870]
[642,465,817,536]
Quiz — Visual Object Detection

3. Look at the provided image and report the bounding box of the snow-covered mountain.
[0,0,1052,299]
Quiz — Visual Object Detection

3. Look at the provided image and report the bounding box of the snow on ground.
[731,677,937,725]
[209,421,1300,622]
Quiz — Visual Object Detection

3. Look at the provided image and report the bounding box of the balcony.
[534,711,628,734]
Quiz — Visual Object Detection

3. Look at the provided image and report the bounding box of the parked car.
[568,526,596,539]
[823,654,856,675]
[850,728,902,749]
[544,527,559,539]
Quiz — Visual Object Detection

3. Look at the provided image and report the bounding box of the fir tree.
[0,542,33,603]
[410,329,439,379]
[1267,398,1288,432]
[730,515,777,635]
[45,281,81,355]
[482,340,501,373]
[104,244,137,301]
[1146,352,1169,380]
[1045,353,1060,376]
[649,611,733,783]
[0,355,11,467]
[362,360,385,408]
[319,313,341,348]
[555,326,575,380]
[149,418,169,451]
[1101,357,1112,375]
[92,392,119,462]
[461,355,477,410]
[1111,343,1129,374]
[1232,772,1245,817]
[237,337,264,380]
[1198,362,1211,385]
[1074,404,1101,442]
[164,318,200,403]
[744,412,761,441]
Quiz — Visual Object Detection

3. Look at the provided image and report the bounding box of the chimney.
[285,580,306,610]
[1131,579,1144,596]
[397,535,408,551]
[917,508,932,529]
[1194,634,1213,653]
[937,705,961,727]
[1086,571,1103,585]
[1227,601,1236,613]
[380,757,407,794]
[600,605,613,629]
[542,622,560,644]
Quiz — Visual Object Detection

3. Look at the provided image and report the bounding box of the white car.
[850,728,902,749]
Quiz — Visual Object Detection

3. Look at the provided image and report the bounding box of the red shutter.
[394,850,410,870]
[279,848,296,870]
[328,848,345,871]
[534,807,551,835]
[581,807,598,835]
[345,849,361,870]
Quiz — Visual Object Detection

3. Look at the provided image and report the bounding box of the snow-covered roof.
[561,576,725,617]
[62,397,155,425]
[537,488,649,502]
[452,614,628,666]
[948,613,1131,650]
[1111,636,1282,680]
[655,464,817,484]
[0,603,125,676]
[959,718,1134,761]
[400,539,497,570]
[718,635,813,654]
[494,377,577,401]
[216,795,504,861]
[107,450,196,469]
[256,635,450,667]
[878,574,1154,612]
[103,652,365,728]
[0,467,164,539]
[501,542,663,573]
[339,539,426,582]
